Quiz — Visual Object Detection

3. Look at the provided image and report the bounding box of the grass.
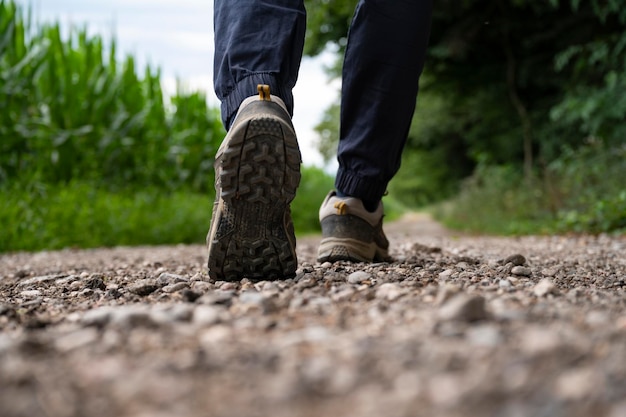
[0,182,211,252]
[0,164,410,253]
[434,143,626,235]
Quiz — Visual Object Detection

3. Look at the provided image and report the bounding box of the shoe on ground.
[207,85,301,281]
[316,191,391,263]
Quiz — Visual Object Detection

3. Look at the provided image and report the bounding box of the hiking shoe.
[317,191,391,263]
[207,85,301,281]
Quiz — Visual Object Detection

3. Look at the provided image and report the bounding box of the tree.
[305,0,626,205]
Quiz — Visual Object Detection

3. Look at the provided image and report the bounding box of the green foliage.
[435,165,554,235]
[549,142,626,233]
[411,0,626,177]
[0,169,337,252]
[303,0,356,57]
[0,1,225,192]
[290,166,335,235]
[436,141,626,235]
[306,0,626,235]
[313,101,340,162]
[0,181,211,252]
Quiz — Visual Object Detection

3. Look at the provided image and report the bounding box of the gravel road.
[1,214,625,417]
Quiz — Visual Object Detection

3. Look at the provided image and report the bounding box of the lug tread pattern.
[208,112,301,281]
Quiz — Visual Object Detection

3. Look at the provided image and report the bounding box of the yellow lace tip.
[257,84,271,101]
[334,201,348,215]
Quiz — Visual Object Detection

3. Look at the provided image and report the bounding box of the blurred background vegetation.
[309,0,626,235]
[1,0,624,252]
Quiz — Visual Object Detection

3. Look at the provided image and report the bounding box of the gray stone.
[519,326,561,354]
[347,271,371,284]
[80,288,94,297]
[161,282,189,293]
[193,305,223,326]
[555,367,601,400]
[84,276,106,290]
[55,328,99,352]
[128,279,159,296]
[191,281,212,293]
[109,305,155,328]
[541,267,558,277]
[585,310,608,326]
[79,305,155,328]
[503,254,526,266]
[81,307,114,327]
[198,291,234,306]
[511,266,531,276]
[239,290,265,305]
[376,283,405,301]
[150,304,194,323]
[533,278,558,297]
[19,289,41,298]
[16,274,61,288]
[331,287,355,302]
[157,272,188,285]
[239,290,276,313]
[435,284,460,306]
[438,294,488,322]
[498,279,513,289]
[438,269,454,280]
[466,324,502,347]
[70,280,83,291]
[455,261,470,270]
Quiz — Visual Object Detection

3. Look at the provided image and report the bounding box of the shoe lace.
[334,201,348,215]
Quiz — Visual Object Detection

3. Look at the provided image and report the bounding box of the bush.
[436,141,626,235]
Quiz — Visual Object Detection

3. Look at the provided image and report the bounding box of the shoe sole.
[208,115,301,281]
[317,237,379,263]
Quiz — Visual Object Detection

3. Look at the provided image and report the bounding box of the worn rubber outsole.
[317,237,386,264]
[208,113,301,281]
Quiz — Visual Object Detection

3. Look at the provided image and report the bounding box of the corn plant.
[0,0,225,192]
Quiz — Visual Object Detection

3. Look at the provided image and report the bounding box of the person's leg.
[209,0,305,280]
[318,0,433,263]
[213,0,306,128]
[336,0,433,207]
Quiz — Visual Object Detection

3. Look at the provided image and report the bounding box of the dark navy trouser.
[214,0,432,203]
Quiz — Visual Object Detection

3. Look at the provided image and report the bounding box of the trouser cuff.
[335,168,387,204]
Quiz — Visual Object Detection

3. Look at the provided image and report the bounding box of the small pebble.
[438,269,454,280]
[157,273,188,285]
[376,283,405,301]
[20,290,41,298]
[498,279,513,289]
[347,271,371,284]
[161,282,189,294]
[533,279,558,297]
[435,284,460,306]
[511,266,531,277]
[503,254,526,266]
[129,279,159,296]
[438,294,488,322]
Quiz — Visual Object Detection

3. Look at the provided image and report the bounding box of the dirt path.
[1,215,625,417]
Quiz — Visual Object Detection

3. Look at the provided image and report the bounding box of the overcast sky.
[15,0,339,167]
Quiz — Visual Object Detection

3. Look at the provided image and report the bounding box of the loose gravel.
[1,215,625,417]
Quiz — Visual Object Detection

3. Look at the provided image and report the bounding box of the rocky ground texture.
[1,215,625,417]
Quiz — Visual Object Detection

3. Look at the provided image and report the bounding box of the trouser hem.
[335,168,387,203]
